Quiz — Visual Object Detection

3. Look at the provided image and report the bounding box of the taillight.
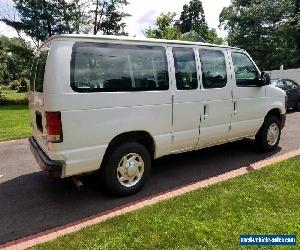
[46,111,63,143]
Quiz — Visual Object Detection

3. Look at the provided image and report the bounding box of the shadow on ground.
[0,138,281,244]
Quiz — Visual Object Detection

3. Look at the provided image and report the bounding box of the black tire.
[255,116,281,152]
[295,101,300,111]
[101,142,151,196]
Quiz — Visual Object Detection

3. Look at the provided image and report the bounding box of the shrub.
[0,85,11,90]
[9,80,21,90]
[17,78,29,93]
[0,95,28,105]
[0,93,6,105]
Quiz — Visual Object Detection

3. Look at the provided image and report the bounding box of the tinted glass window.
[199,50,227,89]
[232,52,258,87]
[284,79,298,89]
[30,51,48,92]
[173,48,198,90]
[71,43,169,92]
[272,80,285,89]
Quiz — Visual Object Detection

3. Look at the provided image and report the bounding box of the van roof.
[40,34,243,51]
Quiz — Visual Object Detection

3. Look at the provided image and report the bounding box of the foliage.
[0,36,33,84]
[1,0,130,47]
[179,30,202,42]
[220,0,300,70]
[144,12,181,40]
[0,89,28,105]
[207,28,224,45]
[91,0,130,35]
[291,0,300,66]
[7,77,29,93]
[144,1,224,45]
[9,79,20,90]
[35,156,300,249]
[17,78,29,92]
[179,0,208,39]
[0,105,30,141]
[1,0,90,47]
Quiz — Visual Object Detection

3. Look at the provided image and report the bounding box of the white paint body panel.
[29,36,286,178]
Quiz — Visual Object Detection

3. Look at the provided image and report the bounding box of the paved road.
[0,112,299,244]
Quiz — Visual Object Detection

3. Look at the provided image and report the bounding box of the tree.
[206,28,224,45]
[91,0,129,35]
[179,0,208,39]
[291,0,300,66]
[0,36,34,84]
[1,0,130,47]
[144,12,181,40]
[220,0,299,70]
[1,0,84,47]
[178,29,224,44]
[145,9,224,45]
[0,40,9,84]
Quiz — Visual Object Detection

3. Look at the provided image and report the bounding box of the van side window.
[199,50,227,89]
[173,48,198,90]
[34,51,48,92]
[232,52,258,87]
[71,43,169,92]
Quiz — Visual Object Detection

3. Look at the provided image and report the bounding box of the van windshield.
[30,50,48,92]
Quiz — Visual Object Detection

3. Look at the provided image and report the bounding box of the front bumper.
[29,136,63,178]
[280,114,286,129]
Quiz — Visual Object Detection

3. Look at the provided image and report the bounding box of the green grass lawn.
[35,156,300,250]
[0,105,31,141]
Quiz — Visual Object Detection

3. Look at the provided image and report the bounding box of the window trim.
[30,58,38,91]
[70,42,170,93]
[172,47,198,91]
[231,51,260,88]
[199,49,228,89]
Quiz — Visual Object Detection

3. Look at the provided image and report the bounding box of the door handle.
[233,101,238,114]
[204,104,209,119]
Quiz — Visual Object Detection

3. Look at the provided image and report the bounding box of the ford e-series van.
[29,35,286,196]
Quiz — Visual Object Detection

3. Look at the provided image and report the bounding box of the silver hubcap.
[267,123,280,146]
[117,153,144,187]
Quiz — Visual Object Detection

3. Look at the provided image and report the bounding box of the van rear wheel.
[295,101,300,111]
[102,142,151,196]
[255,116,281,152]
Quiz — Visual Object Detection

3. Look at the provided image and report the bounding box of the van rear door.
[29,49,49,150]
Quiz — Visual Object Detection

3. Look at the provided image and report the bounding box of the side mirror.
[258,72,271,86]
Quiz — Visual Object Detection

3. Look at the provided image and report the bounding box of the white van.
[29,35,286,195]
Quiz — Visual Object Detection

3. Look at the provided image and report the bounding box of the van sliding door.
[168,46,201,152]
[197,48,232,147]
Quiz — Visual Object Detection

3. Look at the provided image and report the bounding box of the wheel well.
[266,108,281,122]
[105,131,155,158]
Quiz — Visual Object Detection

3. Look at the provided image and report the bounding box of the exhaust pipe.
[72,176,84,191]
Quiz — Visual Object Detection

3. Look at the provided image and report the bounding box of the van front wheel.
[255,116,281,152]
[102,142,151,196]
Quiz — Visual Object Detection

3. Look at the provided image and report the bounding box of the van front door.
[197,48,232,147]
[169,47,201,152]
[229,51,266,140]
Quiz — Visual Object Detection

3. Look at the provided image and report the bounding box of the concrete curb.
[1,148,299,250]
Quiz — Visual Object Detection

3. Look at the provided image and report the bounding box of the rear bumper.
[29,136,63,178]
[280,114,286,129]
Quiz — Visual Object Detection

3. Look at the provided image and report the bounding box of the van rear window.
[71,43,169,92]
[30,51,48,92]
